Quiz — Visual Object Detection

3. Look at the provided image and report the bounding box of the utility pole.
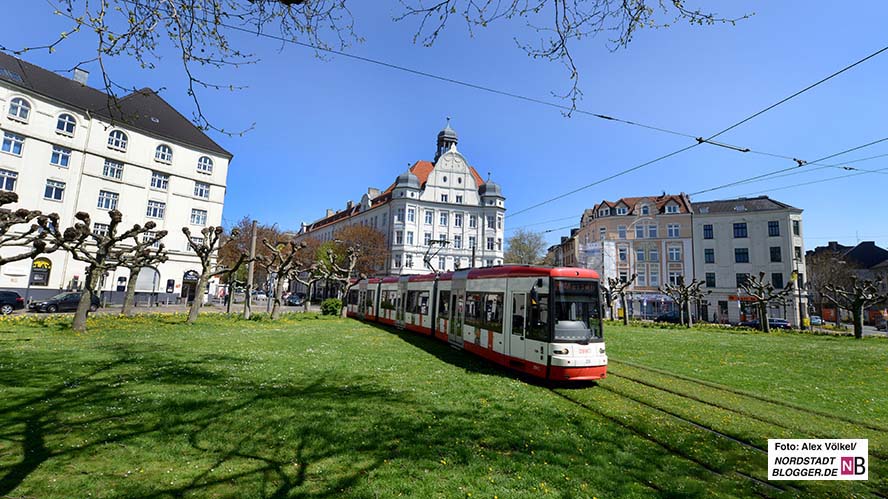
[244,219,257,319]
[471,245,476,269]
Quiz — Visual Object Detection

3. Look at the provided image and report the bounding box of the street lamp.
[793,256,808,330]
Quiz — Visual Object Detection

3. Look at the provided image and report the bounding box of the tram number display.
[554,280,597,293]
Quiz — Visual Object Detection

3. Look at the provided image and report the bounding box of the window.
[440,256,447,270]
[641,205,650,215]
[599,208,610,217]
[197,156,213,174]
[407,208,415,222]
[618,246,627,262]
[469,215,477,228]
[599,227,606,240]
[665,204,679,214]
[194,181,210,198]
[649,268,659,287]
[487,237,494,250]
[637,267,647,286]
[454,213,463,227]
[618,225,627,239]
[704,248,715,264]
[151,171,169,190]
[648,225,658,238]
[395,208,404,223]
[392,254,402,269]
[424,210,433,224]
[496,238,502,251]
[735,248,750,263]
[155,144,173,163]
[97,190,118,210]
[405,254,414,268]
[668,271,682,285]
[439,212,448,226]
[92,223,111,238]
[770,246,782,262]
[619,271,628,283]
[705,272,716,288]
[56,114,76,135]
[424,232,432,245]
[668,246,681,262]
[453,235,462,249]
[146,200,166,219]
[456,195,463,204]
[768,221,780,237]
[498,216,503,230]
[635,225,644,239]
[636,248,645,262]
[103,159,124,179]
[703,224,713,239]
[395,231,404,245]
[107,130,128,151]
[50,146,71,167]
[733,223,748,238]
[794,246,802,260]
[406,231,414,245]
[667,224,680,238]
[186,236,204,251]
[487,216,495,229]
[2,132,24,155]
[142,231,161,248]
[469,236,476,248]
[772,273,784,289]
[44,180,65,201]
[616,207,627,215]
[0,169,17,191]
[439,234,447,243]
[440,194,449,203]
[649,248,659,262]
[792,220,800,236]
[7,97,31,122]
[736,273,750,288]
[189,208,206,225]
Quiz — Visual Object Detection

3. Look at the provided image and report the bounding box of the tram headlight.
[553,348,569,355]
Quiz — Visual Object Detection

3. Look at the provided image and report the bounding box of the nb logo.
[841,456,866,475]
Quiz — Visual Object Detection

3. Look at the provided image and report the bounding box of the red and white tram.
[346,266,607,381]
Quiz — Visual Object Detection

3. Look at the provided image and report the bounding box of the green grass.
[0,314,884,498]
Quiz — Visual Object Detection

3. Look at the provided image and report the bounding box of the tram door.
[448,291,465,348]
[510,293,527,359]
[396,292,406,329]
[357,289,367,319]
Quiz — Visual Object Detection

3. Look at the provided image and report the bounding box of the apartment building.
[297,122,506,275]
[0,53,232,303]
[691,196,806,325]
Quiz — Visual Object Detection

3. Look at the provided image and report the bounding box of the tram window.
[438,291,450,319]
[347,290,359,305]
[406,291,420,314]
[380,291,396,310]
[512,293,527,335]
[527,293,550,341]
[483,293,504,332]
[465,293,483,327]
[366,290,375,309]
[418,291,429,315]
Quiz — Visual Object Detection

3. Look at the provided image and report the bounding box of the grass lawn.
[0,314,885,498]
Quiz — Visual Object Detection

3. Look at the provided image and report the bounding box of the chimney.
[326,209,334,217]
[73,68,89,85]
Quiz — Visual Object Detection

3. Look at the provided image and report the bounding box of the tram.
[346,266,607,381]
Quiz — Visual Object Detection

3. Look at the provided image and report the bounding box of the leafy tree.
[316,244,364,317]
[823,277,888,339]
[504,229,547,264]
[118,231,169,317]
[659,276,708,327]
[183,226,248,324]
[5,1,747,131]
[331,225,386,276]
[605,274,636,325]
[41,210,159,332]
[738,272,796,333]
[217,217,281,291]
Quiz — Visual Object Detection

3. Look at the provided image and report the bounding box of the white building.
[0,53,231,304]
[297,122,506,275]
[691,196,807,326]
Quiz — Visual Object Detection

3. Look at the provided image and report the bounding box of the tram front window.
[553,279,602,343]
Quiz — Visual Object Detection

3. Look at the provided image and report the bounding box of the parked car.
[809,315,823,326]
[0,291,25,315]
[739,318,792,330]
[29,292,100,313]
[655,311,682,324]
[876,318,888,331]
[286,293,306,306]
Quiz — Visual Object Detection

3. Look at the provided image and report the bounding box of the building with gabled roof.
[0,52,232,304]
[297,121,505,275]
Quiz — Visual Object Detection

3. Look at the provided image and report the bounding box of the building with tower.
[297,121,506,275]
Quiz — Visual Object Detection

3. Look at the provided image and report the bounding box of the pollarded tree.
[41,210,161,332]
[823,277,888,340]
[606,274,636,325]
[738,272,796,333]
[316,244,365,318]
[183,226,248,324]
[255,238,318,320]
[118,231,169,317]
[505,229,547,264]
[0,192,59,267]
[659,276,708,328]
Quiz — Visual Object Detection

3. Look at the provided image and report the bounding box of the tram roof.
[373,266,600,283]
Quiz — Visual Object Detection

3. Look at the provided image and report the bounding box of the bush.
[321,298,343,316]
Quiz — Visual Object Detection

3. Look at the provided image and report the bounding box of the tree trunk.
[340,283,350,318]
[678,300,686,327]
[121,266,142,317]
[73,267,101,332]
[852,304,864,340]
[271,277,287,320]
[620,293,629,325]
[758,301,770,333]
[303,281,312,313]
[685,299,694,328]
[187,272,209,325]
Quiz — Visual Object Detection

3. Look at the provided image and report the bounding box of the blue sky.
[6,1,888,251]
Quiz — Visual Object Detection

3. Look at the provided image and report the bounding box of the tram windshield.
[552,279,603,343]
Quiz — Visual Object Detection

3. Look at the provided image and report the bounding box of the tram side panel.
[404,280,435,335]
